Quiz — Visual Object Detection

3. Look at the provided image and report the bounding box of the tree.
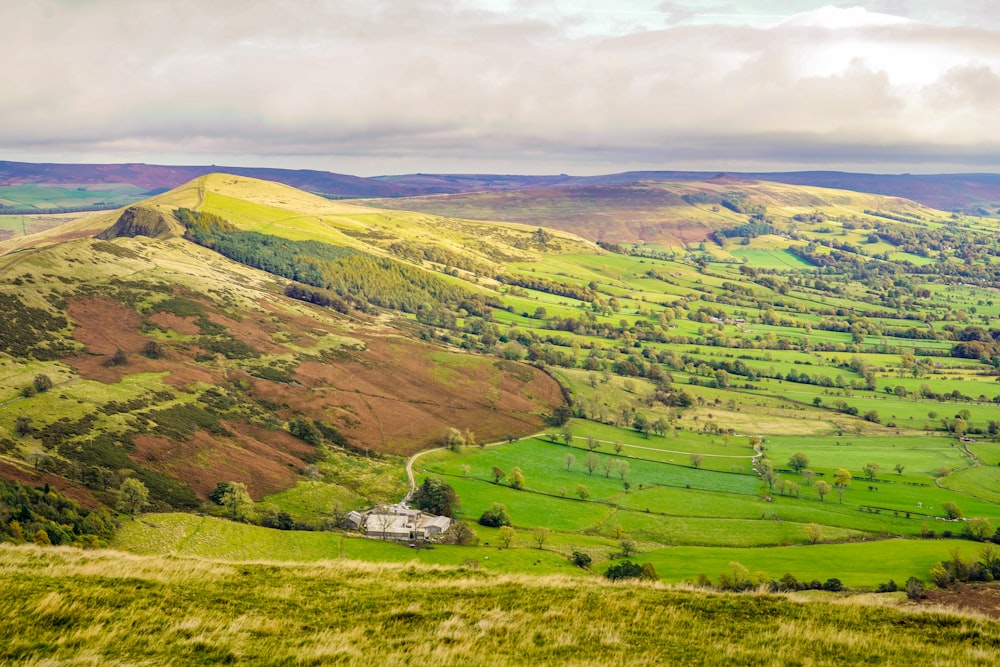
[965,517,993,541]
[942,501,963,520]
[862,462,880,482]
[633,414,649,437]
[448,520,478,545]
[533,527,550,549]
[586,434,599,451]
[758,458,777,492]
[620,537,637,557]
[801,470,815,486]
[894,463,905,475]
[209,481,234,505]
[575,484,590,500]
[413,477,461,517]
[508,467,525,490]
[815,480,832,502]
[614,440,625,455]
[33,374,53,393]
[143,340,165,359]
[478,502,510,527]
[806,523,822,544]
[498,525,516,548]
[788,452,809,473]
[104,348,128,367]
[690,453,703,469]
[34,529,51,546]
[833,468,852,503]
[584,452,600,476]
[491,466,506,485]
[560,425,574,445]
[221,481,252,521]
[14,415,33,437]
[565,453,576,471]
[549,404,572,426]
[443,427,465,452]
[571,551,592,568]
[616,460,630,480]
[116,478,149,519]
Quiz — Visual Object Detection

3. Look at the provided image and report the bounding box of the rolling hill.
[363,176,945,245]
[0,174,577,514]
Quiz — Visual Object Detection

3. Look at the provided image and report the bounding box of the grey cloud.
[2,0,1000,173]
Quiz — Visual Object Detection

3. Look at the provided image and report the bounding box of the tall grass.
[1,544,997,666]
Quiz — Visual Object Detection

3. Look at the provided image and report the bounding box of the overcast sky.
[3,0,1000,175]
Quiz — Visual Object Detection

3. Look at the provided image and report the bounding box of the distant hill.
[0,160,420,198]
[376,171,1000,214]
[3,160,1000,213]
[364,177,941,245]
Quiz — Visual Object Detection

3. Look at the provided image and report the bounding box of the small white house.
[360,503,451,541]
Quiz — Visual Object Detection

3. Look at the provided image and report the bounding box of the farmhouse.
[360,503,452,541]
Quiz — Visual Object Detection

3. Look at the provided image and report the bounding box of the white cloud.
[1,0,999,173]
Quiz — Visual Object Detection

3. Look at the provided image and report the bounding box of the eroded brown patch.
[919,582,1000,619]
[148,311,200,335]
[131,422,316,501]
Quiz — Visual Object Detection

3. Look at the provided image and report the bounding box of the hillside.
[2,545,998,666]
[363,177,940,245]
[0,175,572,516]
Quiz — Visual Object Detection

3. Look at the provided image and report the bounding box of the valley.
[1,170,1000,661]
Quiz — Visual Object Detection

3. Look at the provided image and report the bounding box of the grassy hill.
[0,175,573,516]
[2,544,998,666]
[363,177,946,245]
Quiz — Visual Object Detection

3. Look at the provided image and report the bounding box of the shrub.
[571,551,592,568]
[605,560,644,581]
[822,578,844,592]
[905,577,926,600]
[478,503,511,527]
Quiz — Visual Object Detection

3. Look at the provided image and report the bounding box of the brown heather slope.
[364,178,933,245]
[0,227,562,508]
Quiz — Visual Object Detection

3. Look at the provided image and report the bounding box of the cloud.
[2,0,1000,173]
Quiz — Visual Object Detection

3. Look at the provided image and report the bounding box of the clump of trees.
[412,477,460,518]
[0,480,116,547]
[604,560,658,581]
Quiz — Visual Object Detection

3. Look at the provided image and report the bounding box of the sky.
[3,0,1000,176]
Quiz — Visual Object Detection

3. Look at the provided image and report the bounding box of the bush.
[605,560,644,581]
[571,551,592,568]
[822,578,844,592]
[478,502,511,527]
[905,577,926,600]
[876,580,898,593]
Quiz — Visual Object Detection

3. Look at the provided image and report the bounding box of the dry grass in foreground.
[1,544,998,666]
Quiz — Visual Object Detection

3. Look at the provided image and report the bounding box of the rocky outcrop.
[96,206,181,240]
